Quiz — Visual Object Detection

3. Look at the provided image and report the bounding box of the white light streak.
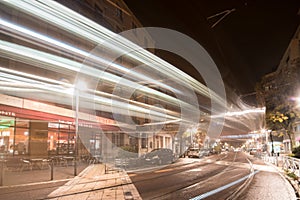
[211,107,266,118]
[1,0,226,107]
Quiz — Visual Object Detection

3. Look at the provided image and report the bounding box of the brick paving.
[47,164,141,200]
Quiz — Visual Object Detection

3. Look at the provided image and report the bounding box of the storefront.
[0,94,119,158]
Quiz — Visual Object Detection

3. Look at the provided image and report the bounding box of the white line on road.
[189,170,259,200]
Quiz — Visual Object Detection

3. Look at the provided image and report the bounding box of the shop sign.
[0,110,16,117]
[0,131,10,136]
[48,123,59,129]
[58,120,73,125]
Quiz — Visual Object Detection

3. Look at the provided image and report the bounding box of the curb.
[280,169,300,199]
[284,175,300,198]
[0,178,70,189]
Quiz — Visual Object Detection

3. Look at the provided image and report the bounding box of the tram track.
[225,157,255,200]
[131,152,254,200]
[149,152,241,200]
[128,153,229,183]
[0,152,253,200]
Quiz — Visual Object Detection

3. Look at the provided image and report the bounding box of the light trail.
[0,19,181,94]
[189,170,259,200]
[211,107,265,118]
[0,66,180,120]
[1,0,226,109]
[0,70,180,122]
[0,0,269,136]
[0,40,199,114]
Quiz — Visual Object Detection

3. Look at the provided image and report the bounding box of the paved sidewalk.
[238,156,298,200]
[46,164,141,200]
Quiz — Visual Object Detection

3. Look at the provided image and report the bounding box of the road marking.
[154,168,174,173]
[0,179,71,189]
[128,173,137,177]
[189,170,259,200]
[188,168,202,172]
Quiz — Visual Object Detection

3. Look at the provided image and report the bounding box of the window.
[296,124,300,132]
[0,118,31,155]
[165,137,171,148]
[144,96,149,104]
[132,22,137,35]
[116,7,123,21]
[15,128,29,155]
[95,4,103,18]
[48,122,75,155]
[160,136,164,148]
[0,117,16,154]
[112,133,124,147]
[286,55,290,64]
[141,133,147,148]
[116,26,122,33]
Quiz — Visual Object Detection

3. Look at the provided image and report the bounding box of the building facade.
[257,25,300,152]
[0,0,198,162]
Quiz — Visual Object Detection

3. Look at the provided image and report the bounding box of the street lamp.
[74,80,87,176]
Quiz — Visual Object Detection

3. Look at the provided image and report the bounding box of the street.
[129,151,252,200]
[0,181,68,200]
[0,152,297,200]
[0,1,299,200]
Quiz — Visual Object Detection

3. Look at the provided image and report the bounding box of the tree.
[266,103,299,152]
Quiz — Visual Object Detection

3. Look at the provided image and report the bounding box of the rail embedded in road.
[130,152,255,200]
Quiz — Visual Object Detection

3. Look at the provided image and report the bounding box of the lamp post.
[187,129,192,147]
[74,87,79,176]
[74,80,86,176]
[269,130,274,156]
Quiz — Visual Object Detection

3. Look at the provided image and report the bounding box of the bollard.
[50,159,54,180]
[0,160,3,186]
[74,157,77,176]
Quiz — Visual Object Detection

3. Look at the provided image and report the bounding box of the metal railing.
[263,154,280,166]
[262,154,300,177]
[282,156,300,177]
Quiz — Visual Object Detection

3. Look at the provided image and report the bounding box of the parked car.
[142,148,175,165]
[187,148,200,158]
[198,149,211,158]
[249,148,257,155]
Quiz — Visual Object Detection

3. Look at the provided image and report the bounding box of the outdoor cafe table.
[62,156,75,166]
[29,158,48,169]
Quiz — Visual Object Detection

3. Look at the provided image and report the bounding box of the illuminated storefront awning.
[0,94,119,131]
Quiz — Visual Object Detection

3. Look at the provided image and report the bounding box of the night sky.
[124,0,300,95]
